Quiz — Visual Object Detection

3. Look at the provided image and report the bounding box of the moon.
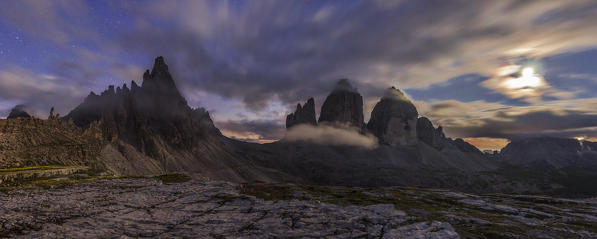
[504,67,544,89]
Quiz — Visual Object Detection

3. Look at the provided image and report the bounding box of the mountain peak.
[286,97,317,128]
[150,56,168,76]
[367,87,419,146]
[141,56,184,101]
[319,79,364,128]
[7,104,32,119]
[333,79,357,93]
[383,86,410,102]
[142,56,173,86]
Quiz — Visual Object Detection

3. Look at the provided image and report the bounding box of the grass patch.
[0,166,80,174]
[239,183,542,238]
[29,176,100,189]
[239,183,297,201]
[153,174,192,184]
[0,175,103,191]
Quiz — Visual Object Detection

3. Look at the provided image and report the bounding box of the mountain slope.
[0,117,103,169]
[63,57,293,182]
[500,137,597,168]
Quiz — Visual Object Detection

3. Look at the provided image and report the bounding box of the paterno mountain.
[2,56,597,196]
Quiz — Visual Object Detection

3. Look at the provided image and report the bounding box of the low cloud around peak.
[284,123,378,149]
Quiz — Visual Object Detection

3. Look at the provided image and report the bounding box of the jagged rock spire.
[318,79,364,128]
[64,56,219,159]
[141,56,185,103]
[416,117,446,149]
[286,98,317,128]
[48,107,59,120]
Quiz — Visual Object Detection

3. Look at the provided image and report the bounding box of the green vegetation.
[0,166,108,192]
[0,170,192,193]
[0,174,102,192]
[239,182,595,238]
[0,166,81,174]
[26,176,101,189]
[153,173,192,184]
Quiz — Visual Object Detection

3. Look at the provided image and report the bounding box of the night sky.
[2,0,597,150]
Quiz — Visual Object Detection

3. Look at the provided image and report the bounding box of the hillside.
[0,116,103,169]
[62,57,294,182]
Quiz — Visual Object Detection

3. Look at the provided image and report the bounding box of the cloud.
[462,137,510,152]
[215,119,285,143]
[0,0,96,44]
[109,0,597,116]
[0,65,89,117]
[284,124,378,149]
[0,56,143,118]
[2,0,597,143]
[421,99,597,139]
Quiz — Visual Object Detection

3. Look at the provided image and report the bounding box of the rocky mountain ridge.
[284,79,481,151]
[7,105,31,119]
[285,98,317,128]
[499,136,597,168]
[60,57,292,182]
[2,56,597,197]
[0,115,103,169]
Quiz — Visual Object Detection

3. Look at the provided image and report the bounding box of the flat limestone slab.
[0,178,459,238]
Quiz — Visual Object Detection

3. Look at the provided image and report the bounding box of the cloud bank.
[284,124,378,149]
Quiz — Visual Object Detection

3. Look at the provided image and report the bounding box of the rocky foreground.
[0,178,459,238]
[0,178,596,238]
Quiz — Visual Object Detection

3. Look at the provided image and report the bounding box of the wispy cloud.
[421,98,597,139]
[1,0,597,144]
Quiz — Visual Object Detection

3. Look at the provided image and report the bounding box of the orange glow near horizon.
[462,137,510,152]
[220,130,277,144]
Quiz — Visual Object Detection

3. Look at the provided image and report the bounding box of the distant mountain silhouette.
[499,137,597,168]
[7,105,32,119]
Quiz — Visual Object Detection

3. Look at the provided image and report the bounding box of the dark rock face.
[65,56,219,153]
[415,117,482,155]
[367,87,418,146]
[7,105,31,119]
[318,79,364,128]
[416,117,434,144]
[416,117,445,149]
[286,98,317,128]
[62,57,266,180]
[499,137,597,168]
